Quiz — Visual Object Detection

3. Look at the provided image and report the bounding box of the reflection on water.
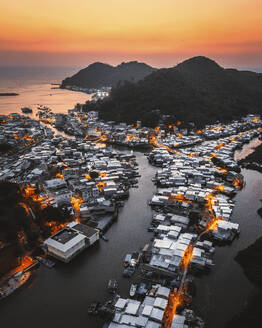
[234,138,262,161]
[0,83,91,116]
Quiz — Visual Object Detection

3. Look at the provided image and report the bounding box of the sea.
[0,66,262,328]
[0,66,91,116]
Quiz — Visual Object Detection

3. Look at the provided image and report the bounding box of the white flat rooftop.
[44,230,86,253]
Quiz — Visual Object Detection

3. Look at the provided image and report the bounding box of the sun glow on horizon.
[0,0,261,67]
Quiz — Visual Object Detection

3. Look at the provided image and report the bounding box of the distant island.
[0,93,19,96]
[76,56,262,128]
[61,61,156,89]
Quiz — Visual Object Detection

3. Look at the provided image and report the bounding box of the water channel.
[0,139,261,328]
[0,150,157,328]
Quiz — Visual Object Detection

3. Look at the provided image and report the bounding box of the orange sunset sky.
[0,0,261,68]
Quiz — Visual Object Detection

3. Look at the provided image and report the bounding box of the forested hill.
[82,56,262,127]
[61,61,156,89]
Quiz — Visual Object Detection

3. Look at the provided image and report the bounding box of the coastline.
[0,82,91,116]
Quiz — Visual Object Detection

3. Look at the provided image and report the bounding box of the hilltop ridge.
[82,56,262,127]
[61,61,156,89]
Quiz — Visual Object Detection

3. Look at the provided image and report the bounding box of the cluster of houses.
[146,228,214,275]
[3,133,138,212]
[36,142,138,236]
[201,114,261,139]
[103,115,261,328]
[62,85,111,99]
[0,113,141,262]
[128,122,260,310]
[0,114,53,179]
[1,109,261,327]
[108,284,204,328]
[145,126,248,277]
[0,113,46,146]
[32,105,262,154]
[95,114,261,150]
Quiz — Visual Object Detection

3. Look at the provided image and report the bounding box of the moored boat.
[0,271,31,300]
[88,301,100,315]
[101,235,109,242]
[129,284,137,297]
[107,279,118,293]
[35,256,55,268]
[123,266,135,278]
[123,254,131,267]
[21,107,33,113]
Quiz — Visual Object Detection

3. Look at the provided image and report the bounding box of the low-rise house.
[44,222,99,262]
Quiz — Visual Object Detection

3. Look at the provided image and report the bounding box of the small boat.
[124,254,131,267]
[137,282,147,295]
[0,271,31,299]
[147,226,156,232]
[107,279,118,293]
[123,266,135,278]
[35,256,55,268]
[88,302,100,315]
[129,284,137,297]
[21,107,32,113]
[101,235,109,242]
[130,251,141,267]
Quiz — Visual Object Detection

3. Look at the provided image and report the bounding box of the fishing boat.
[21,107,32,114]
[123,266,135,278]
[35,256,55,268]
[101,235,109,242]
[107,279,118,294]
[0,271,31,300]
[123,254,131,267]
[129,284,137,297]
[130,251,141,267]
[88,302,100,315]
[137,282,147,296]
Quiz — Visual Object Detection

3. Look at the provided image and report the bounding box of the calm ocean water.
[0,66,91,115]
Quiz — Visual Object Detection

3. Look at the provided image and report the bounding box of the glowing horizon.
[1,0,262,67]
